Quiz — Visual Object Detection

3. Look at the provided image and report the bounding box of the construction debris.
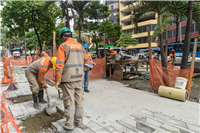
[138,73,150,80]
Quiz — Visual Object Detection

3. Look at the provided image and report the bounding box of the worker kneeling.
[25,54,56,109]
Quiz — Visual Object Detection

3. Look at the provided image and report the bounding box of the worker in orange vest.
[54,27,89,132]
[169,49,176,65]
[25,53,56,109]
[108,48,117,59]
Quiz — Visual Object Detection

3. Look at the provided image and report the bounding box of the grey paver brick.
[111,130,120,133]
[145,117,163,127]
[139,109,154,117]
[125,128,136,133]
[136,122,156,133]
[167,118,188,129]
[110,122,127,133]
[57,118,66,125]
[153,112,171,121]
[179,129,191,133]
[52,122,65,133]
[74,127,86,133]
[86,121,103,132]
[131,113,145,121]
[83,116,91,126]
[84,128,95,133]
[23,101,33,108]
[121,117,137,127]
[14,91,24,97]
[18,103,30,119]
[96,128,110,133]
[161,124,181,133]
[105,126,115,132]
[186,123,200,132]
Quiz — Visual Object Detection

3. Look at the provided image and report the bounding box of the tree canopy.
[116,33,137,47]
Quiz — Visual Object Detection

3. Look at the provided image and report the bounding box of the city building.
[105,1,119,24]
[119,1,158,49]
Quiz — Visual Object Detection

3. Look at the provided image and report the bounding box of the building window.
[181,26,186,35]
[191,23,195,33]
[139,38,143,44]
[151,25,156,31]
[111,5,114,10]
[195,24,199,32]
[172,29,176,38]
[167,30,173,38]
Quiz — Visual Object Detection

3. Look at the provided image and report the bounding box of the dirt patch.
[11,95,32,104]
[22,111,64,133]
[120,74,200,103]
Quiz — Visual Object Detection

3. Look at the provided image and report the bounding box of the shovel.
[45,88,57,116]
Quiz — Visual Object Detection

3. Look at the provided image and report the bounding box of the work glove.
[55,82,61,90]
[44,85,48,90]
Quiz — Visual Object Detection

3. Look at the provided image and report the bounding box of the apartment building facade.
[106,1,119,24]
[119,1,158,49]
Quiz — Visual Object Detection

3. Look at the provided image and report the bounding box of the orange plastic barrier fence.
[0,90,22,133]
[45,57,106,81]
[150,59,194,97]
[11,56,41,66]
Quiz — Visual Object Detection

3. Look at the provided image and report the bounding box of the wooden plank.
[147,26,152,59]
[191,38,198,67]
[53,31,57,57]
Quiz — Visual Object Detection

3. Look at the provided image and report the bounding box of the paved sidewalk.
[1,65,199,133]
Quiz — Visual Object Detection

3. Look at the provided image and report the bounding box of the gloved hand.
[44,85,48,90]
[55,82,61,90]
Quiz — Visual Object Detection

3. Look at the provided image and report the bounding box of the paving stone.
[186,124,200,132]
[96,128,110,133]
[26,107,40,115]
[21,90,32,96]
[57,118,66,125]
[83,116,91,126]
[84,128,95,133]
[179,129,191,133]
[110,122,127,133]
[18,103,30,119]
[86,121,103,132]
[125,128,136,133]
[161,124,181,133]
[105,126,115,132]
[121,117,137,127]
[23,101,33,108]
[14,91,25,97]
[51,122,65,133]
[136,122,155,133]
[131,113,146,121]
[153,112,171,121]
[10,92,17,98]
[111,130,120,133]
[145,117,163,127]
[74,127,86,133]
[167,118,188,129]
[139,109,154,117]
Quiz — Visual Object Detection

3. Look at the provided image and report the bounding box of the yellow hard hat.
[52,57,57,69]
[109,48,113,51]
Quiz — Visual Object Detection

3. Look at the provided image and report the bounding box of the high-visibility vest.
[55,38,86,83]
[28,56,51,87]
[169,53,176,61]
[108,51,117,59]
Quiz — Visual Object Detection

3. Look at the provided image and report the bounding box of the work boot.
[75,123,84,128]
[84,89,90,93]
[32,94,41,109]
[38,90,48,104]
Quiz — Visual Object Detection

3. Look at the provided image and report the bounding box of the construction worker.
[25,54,57,109]
[55,27,88,132]
[83,44,93,93]
[107,48,117,59]
[41,51,49,57]
[169,49,176,65]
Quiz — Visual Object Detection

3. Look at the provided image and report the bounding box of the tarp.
[150,59,193,97]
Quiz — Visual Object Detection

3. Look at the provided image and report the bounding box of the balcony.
[132,31,154,38]
[121,14,132,21]
[126,42,158,49]
[121,19,157,30]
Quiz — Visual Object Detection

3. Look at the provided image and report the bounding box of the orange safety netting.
[0,89,23,133]
[11,56,41,66]
[150,59,194,97]
[44,57,106,81]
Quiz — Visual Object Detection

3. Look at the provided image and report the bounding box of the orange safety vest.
[84,52,92,64]
[169,53,176,61]
[41,51,49,57]
[28,56,52,87]
[55,38,87,83]
[108,51,117,59]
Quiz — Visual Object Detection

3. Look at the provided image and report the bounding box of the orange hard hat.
[171,49,175,54]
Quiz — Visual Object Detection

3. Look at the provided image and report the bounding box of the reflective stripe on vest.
[62,43,85,54]
[55,69,63,72]
[38,76,44,79]
[84,56,90,62]
[30,65,38,73]
[64,64,84,68]
[56,60,65,65]
[39,79,44,83]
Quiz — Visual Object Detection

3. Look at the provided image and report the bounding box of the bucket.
[174,77,188,90]
[131,68,135,71]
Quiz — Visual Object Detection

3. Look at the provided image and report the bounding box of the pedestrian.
[25,53,57,109]
[169,49,176,65]
[54,27,89,132]
[82,44,93,93]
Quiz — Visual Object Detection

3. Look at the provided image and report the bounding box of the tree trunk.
[158,12,167,68]
[78,18,82,43]
[181,1,193,69]
[71,8,76,31]
[66,1,69,28]
[95,35,99,58]
[33,26,42,52]
[175,15,179,43]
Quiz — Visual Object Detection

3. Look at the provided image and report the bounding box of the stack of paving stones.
[52,108,199,133]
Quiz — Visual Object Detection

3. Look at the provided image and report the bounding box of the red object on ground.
[150,59,193,97]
